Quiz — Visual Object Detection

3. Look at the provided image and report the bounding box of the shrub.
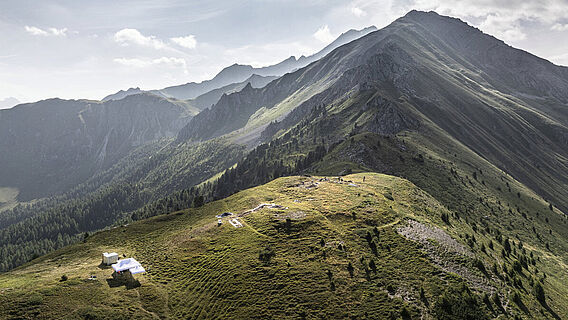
[400,306,411,320]
[511,291,523,307]
[441,212,450,225]
[533,283,545,304]
[27,294,43,306]
[473,259,487,274]
[369,259,377,274]
[60,274,68,282]
[492,293,501,308]
[347,262,354,278]
[420,286,426,302]
[433,287,488,320]
[258,245,275,263]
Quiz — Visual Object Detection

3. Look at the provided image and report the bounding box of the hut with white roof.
[102,252,118,265]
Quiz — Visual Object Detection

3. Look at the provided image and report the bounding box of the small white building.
[102,252,119,265]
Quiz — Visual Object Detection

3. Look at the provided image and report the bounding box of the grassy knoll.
[0,173,512,319]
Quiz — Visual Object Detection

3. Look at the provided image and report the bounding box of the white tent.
[112,258,145,274]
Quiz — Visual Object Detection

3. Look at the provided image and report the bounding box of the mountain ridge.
[101,26,378,102]
[1,11,568,319]
[0,93,197,200]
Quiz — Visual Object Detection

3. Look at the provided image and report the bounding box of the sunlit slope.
[1,173,566,319]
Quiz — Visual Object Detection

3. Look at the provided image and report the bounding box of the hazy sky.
[1,0,567,105]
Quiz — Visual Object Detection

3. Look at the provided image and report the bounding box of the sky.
[1,0,567,106]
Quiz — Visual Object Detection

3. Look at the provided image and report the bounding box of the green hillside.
[1,173,565,319]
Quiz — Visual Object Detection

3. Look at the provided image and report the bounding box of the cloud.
[313,25,334,43]
[391,0,568,43]
[114,28,166,49]
[551,23,568,31]
[25,26,67,36]
[479,13,526,42]
[113,57,187,70]
[25,26,47,36]
[170,35,197,49]
[548,52,568,66]
[48,27,68,36]
[351,7,367,17]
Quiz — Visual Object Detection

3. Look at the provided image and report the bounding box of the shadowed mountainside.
[0,93,197,200]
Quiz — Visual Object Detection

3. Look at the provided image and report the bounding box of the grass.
[0,187,19,212]
[312,131,568,318]
[0,173,500,319]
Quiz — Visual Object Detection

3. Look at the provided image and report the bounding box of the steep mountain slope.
[0,93,197,200]
[178,10,568,213]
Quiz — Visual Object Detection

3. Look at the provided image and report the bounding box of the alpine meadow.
[1,3,568,319]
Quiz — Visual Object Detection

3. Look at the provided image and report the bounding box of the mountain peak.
[400,9,472,30]
[404,9,439,18]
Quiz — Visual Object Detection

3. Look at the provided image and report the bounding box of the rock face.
[0,93,195,200]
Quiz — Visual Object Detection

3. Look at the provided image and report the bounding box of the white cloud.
[25,26,67,36]
[313,25,334,43]
[113,57,187,70]
[551,23,568,31]
[548,52,568,66]
[24,26,48,36]
[479,13,526,42]
[48,27,68,36]
[398,0,568,44]
[114,28,166,49]
[351,7,366,17]
[170,35,197,49]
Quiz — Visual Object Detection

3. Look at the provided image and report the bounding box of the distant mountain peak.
[101,25,380,103]
[156,26,377,101]
[102,87,145,102]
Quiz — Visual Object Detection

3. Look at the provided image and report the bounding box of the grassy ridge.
[313,132,568,318]
[0,173,506,319]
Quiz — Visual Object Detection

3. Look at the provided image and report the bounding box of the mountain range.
[0,10,567,319]
[103,26,378,102]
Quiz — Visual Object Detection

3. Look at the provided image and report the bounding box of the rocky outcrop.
[361,96,419,135]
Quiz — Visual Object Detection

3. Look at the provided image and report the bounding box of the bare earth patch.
[398,219,496,293]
